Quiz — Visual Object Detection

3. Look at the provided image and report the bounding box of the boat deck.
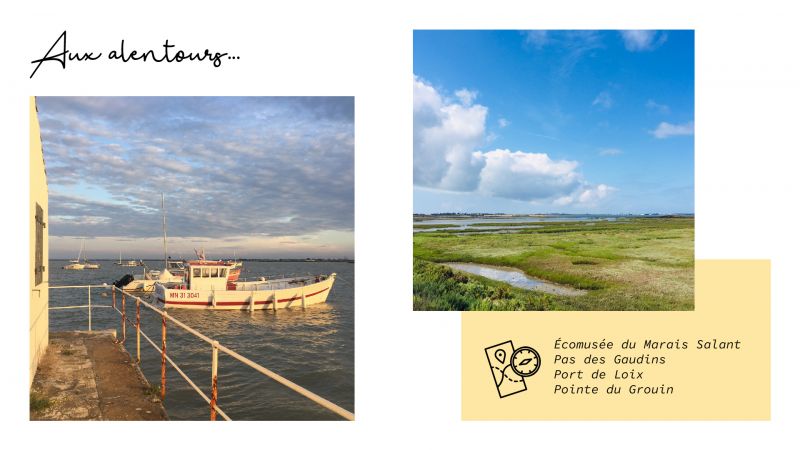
[234,275,329,291]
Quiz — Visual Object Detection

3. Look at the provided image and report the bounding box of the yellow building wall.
[30,97,49,386]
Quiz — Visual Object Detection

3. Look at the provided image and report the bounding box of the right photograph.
[413,30,694,311]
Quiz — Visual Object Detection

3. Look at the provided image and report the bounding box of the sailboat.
[119,194,183,291]
[115,251,142,266]
[83,241,100,269]
[63,239,100,269]
[63,241,85,270]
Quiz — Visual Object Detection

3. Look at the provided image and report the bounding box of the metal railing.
[48,285,112,331]
[48,284,354,421]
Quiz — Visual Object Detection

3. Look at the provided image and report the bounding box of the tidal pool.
[444,262,586,297]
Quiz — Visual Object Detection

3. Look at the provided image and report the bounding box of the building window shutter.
[35,203,45,286]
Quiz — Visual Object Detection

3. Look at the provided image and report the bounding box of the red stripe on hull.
[159,287,330,306]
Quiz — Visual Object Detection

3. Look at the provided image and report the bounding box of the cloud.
[598,148,623,156]
[521,30,605,76]
[554,184,616,206]
[592,91,613,109]
[651,121,694,139]
[479,150,583,202]
[414,77,613,206]
[455,89,478,106]
[646,99,670,114]
[498,118,510,128]
[523,30,550,48]
[36,96,355,248]
[414,76,487,191]
[620,30,668,52]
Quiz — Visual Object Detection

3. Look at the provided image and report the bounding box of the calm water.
[48,259,354,420]
[444,262,585,297]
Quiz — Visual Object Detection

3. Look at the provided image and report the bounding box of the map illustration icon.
[484,341,542,398]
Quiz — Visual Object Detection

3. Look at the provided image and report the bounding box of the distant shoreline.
[414,213,694,221]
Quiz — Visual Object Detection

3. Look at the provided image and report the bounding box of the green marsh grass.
[413,217,694,311]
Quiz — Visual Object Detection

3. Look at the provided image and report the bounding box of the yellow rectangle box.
[462,260,770,420]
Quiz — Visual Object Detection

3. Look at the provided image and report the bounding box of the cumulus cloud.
[592,91,613,109]
[498,118,510,128]
[414,76,487,191]
[479,150,583,202]
[455,89,478,106]
[651,121,694,139]
[414,77,614,206]
[554,184,616,206]
[620,30,668,51]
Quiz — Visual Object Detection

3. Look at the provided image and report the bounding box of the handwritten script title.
[30,31,239,78]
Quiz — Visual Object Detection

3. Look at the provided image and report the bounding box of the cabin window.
[211,268,219,277]
[34,203,45,286]
[193,268,201,278]
[202,268,210,277]
[220,268,227,278]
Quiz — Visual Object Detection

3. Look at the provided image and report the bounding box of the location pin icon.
[495,349,506,364]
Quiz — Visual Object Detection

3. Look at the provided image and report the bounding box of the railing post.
[112,287,116,311]
[161,312,167,400]
[88,286,92,331]
[210,340,219,421]
[121,293,126,343]
[136,298,141,363]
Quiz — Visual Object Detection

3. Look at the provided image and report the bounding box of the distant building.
[30,97,49,386]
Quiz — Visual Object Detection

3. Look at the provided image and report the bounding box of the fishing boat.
[154,259,335,310]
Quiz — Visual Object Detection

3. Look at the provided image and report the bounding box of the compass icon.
[510,346,541,377]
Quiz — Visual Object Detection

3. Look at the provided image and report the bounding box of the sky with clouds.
[414,30,694,214]
[37,97,354,259]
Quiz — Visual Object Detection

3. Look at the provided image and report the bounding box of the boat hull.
[155,275,335,310]
[122,279,157,292]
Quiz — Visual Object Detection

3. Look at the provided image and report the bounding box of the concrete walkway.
[30,331,168,420]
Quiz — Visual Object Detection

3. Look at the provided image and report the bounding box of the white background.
[2,0,798,448]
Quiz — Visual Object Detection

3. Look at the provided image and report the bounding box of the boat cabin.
[186,261,237,291]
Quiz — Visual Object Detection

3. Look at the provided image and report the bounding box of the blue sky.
[414,30,694,214]
[38,97,354,259]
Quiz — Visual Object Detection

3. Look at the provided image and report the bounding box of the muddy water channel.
[444,262,586,297]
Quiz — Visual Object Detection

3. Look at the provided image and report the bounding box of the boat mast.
[162,193,168,270]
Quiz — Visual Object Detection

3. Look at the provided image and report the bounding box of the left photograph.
[29,96,354,420]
